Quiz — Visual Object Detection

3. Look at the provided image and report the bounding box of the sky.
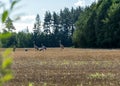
[0,0,98,32]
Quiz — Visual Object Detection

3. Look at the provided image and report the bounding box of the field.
[3,48,120,86]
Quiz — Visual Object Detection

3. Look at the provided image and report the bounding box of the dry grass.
[1,48,120,86]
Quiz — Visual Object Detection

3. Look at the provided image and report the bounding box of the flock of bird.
[13,41,64,52]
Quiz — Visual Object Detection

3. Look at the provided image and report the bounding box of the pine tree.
[43,11,52,34]
[33,14,41,43]
[4,17,15,32]
[33,14,41,35]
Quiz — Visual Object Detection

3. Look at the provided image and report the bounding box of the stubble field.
[3,48,120,86]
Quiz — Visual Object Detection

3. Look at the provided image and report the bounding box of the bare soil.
[4,48,120,86]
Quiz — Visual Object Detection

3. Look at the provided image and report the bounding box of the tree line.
[73,0,120,48]
[1,0,120,48]
[1,7,83,48]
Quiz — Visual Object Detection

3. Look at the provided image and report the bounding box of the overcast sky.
[0,0,98,32]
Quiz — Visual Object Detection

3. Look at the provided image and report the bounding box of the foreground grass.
[1,48,120,86]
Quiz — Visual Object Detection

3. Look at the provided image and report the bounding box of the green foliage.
[1,0,20,23]
[10,0,21,10]
[33,14,41,35]
[29,82,33,86]
[73,0,120,48]
[0,33,12,39]
[5,17,15,32]
[88,72,115,80]
[43,83,47,86]
[0,33,17,48]
[0,0,20,86]
[0,49,13,86]
[2,10,9,23]
[43,11,52,34]
[17,31,33,47]
[0,7,82,48]
[41,7,82,47]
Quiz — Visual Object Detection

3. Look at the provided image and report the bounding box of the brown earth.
[3,48,120,86]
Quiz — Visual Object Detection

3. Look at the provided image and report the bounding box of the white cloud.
[13,15,36,32]
[74,0,98,7]
[74,0,86,7]
[20,15,35,23]
[14,22,34,32]
[90,0,98,3]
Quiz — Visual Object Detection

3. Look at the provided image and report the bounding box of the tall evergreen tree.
[4,17,15,32]
[43,11,52,34]
[52,12,60,35]
[33,14,41,35]
[73,0,120,48]
[33,14,41,44]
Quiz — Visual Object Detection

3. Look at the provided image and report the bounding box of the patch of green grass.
[87,72,116,80]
